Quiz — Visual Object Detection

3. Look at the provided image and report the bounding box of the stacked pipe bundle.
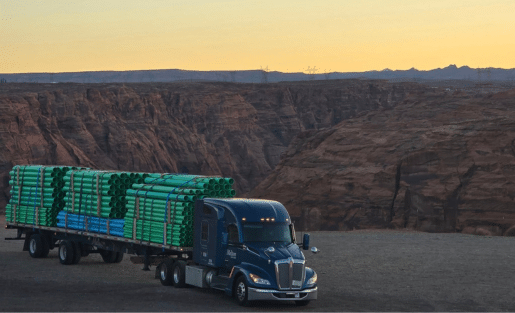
[56,211,124,237]
[124,174,236,247]
[5,165,71,227]
[62,169,149,219]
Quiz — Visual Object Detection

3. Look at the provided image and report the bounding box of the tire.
[100,250,117,263]
[113,252,124,263]
[159,259,174,286]
[71,242,81,264]
[295,300,311,306]
[40,236,50,258]
[58,241,75,265]
[172,261,186,288]
[29,234,49,258]
[235,276,250,306]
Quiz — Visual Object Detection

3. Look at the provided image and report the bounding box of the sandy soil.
[1,215,514,311]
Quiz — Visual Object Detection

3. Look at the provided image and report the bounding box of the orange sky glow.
[1,0,514,74]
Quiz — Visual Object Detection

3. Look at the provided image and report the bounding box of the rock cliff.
[249,88,515,235]
[0,80,420,211]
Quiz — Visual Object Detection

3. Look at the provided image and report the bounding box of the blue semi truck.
[5,198,318,306]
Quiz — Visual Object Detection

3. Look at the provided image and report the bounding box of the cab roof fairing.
[202,198,291,224]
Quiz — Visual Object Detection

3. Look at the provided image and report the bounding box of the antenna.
[305,66,318,80]
[260,66,269,83]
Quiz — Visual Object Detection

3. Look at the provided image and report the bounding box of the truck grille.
[275,258,305,290]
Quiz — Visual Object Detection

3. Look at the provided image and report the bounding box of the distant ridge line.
[1,65,515,83]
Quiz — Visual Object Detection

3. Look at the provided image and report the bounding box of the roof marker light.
[266,218,270,221]
[242,217,246,221]
[271,218,275,221]
[261,218,265,222]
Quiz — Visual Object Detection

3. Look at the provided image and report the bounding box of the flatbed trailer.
[5,221,193,268]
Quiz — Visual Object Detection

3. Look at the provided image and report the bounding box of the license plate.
[295,293,300,298]
[292,280,302,287]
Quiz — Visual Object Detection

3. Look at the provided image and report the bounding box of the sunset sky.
[1,0,514,74]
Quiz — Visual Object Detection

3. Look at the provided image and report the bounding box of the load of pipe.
[62,169,149,219]
[124,174,236,247]
[56,211,124,237]
[6,165,74,227]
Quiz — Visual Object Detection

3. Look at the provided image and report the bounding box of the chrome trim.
[274,258,305,290]
[247,287,317,301]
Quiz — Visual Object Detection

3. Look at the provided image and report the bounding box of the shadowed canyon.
[1,81,515,235]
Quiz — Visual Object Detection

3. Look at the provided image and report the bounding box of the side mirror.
[302,233,310,250]
[311,247,319,254]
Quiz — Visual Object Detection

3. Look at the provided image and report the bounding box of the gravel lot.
[1,215,514,311]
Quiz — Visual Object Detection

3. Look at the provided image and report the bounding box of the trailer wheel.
[29,234,48,258]
[100,250,117,263]
[58,241,75,265]
[40,235,50,258]
[113,252,124,263]
[159,259,174,286]
[71,242,81,264]
[172,261,186,288]
[235,276,250,306]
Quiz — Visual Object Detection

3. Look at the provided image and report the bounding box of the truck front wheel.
[58,241,75,265]
[159,259,174,286]
[172,261,186,288]
[235,276,250,306]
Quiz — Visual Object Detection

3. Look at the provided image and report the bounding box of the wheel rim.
[29,239,36,254]
[173,266,180,283]
[60,245,66,260]
[160,265,167,281]
[237,282,246,302]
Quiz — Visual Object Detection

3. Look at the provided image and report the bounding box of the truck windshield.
[242,223,292,243]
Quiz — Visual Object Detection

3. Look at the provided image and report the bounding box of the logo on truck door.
[227,250,237,259]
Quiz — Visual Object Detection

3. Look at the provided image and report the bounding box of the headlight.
[249,273,271,285]
[307,271,317,285]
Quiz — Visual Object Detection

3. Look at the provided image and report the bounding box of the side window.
[227,224,239,243]
[201,221,208,241]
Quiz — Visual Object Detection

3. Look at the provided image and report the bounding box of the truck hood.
[245,241,304,261]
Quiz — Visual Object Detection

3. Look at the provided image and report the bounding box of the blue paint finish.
[193,198,312,296]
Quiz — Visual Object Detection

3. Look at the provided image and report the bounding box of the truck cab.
[190,198,318,306]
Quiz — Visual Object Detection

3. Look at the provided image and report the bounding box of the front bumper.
[247,286,317,301]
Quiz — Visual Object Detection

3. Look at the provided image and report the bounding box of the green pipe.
[126,196,192,207]
[126,201,192,210]
[66,183,120,191]
[145,175,216,185]
[125,206,193,213]
[10,171,62,179]
[127,189,196,202]
[66,172,122,180]
[11,165,65,173]
[125,206,193,215]
[141,178,211,190]
[9,179,59,187]
[63,187,120,196]
[131,184,201,195]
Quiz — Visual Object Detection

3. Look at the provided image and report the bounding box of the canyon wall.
[249,88,515,234]
[0,80,418,212]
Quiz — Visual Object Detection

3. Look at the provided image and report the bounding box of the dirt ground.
[1,215,514,312]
